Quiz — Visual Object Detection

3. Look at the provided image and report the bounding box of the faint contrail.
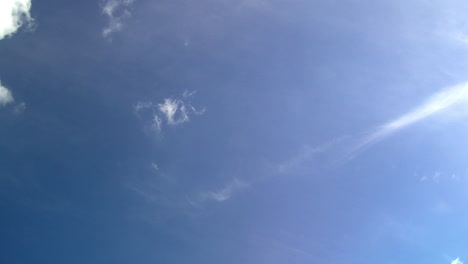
[348,82,468,159]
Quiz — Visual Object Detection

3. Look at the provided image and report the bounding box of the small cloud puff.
[0,82,15,106]
[151,162,159,171]
[452,258,463,264]
[101,0,135,38]
[134,90,205,133]
[0,0,34,40]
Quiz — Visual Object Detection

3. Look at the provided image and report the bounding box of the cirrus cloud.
[134,90,205,133]
[101,0,135,38]
[349,82,468,159]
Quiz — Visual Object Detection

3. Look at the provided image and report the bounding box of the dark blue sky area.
[1,1,468,263]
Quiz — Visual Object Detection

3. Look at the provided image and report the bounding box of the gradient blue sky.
[1,0,468,263]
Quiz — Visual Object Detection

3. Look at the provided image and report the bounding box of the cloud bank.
[101,0,135,38]
[0,0,33,40]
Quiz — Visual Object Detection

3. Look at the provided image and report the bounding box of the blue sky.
[1,0,468,263]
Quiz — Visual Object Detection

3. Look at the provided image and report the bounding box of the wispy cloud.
[199,178,249,202]
[0,0,33,40]
[277,82,468,172]
[250,233,316,260]
[182,90,196,98]
[452,258,463,264]
[134,90,205,133]
[349,82,468,158]
[277,136,347,174]
[193,139,337,204]
[190,105,206,115]
[158,99,190,125]
[101,0,135,38]
[150,162,159,171]
[13,102,26,114]
[0,82,15,106]
[134,101,152,112]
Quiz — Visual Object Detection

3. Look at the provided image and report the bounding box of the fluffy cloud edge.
[0,82,15,106]
[0,0,34,40]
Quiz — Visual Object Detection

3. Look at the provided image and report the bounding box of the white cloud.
[151,162,159,171]
[134,91,205,133]
[182,89,196,98]
[152,114,162,132]
[0,82,15,106]
[158,99,190,125]
[452,258,463,264]
[350,82,468,157]
[420,171,461,184]
[200,178,248,202]
[101,0,135,38]
[134,101,152,112]
[0,1,32,111]
[190,105,206,115]
[0,0,33,40]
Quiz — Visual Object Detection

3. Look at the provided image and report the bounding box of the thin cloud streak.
[277,136,348,174]
[349,82,468,158]
[205,82,468,197]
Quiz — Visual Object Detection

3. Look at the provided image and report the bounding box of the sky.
[1,0,468,263]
